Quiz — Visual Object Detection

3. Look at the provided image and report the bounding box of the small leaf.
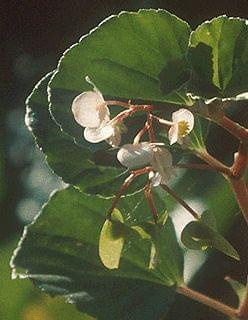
[181,211,240,260]
[188,115,209,150]
[225,277,246,303]
[136,213,184,285]
[99,209,125,269]
[188,16,248,99]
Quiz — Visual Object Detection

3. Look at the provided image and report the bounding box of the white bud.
[117,143,153,168]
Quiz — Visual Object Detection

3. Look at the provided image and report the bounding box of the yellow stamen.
[178,121,190,137]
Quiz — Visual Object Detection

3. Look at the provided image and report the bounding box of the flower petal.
[172,109,194,132]
[117,142,153,168]
[151,148,174,184]
[106,127,121,147]
[84,125,114,143]
[149,171,162,187]
[72,90,109,128]
[168,124,179,145]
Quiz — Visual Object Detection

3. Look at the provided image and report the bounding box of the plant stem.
[229,178,248,225]
[217,116,248,141]
[175,163,216,171]
[144,183,158,222]
[196,149,231,176]
[107,167,152,219]
[161,184,200,220]
[231,141,248,178]
[177,285,238,319]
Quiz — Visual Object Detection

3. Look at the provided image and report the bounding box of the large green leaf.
[49,9,192,144]
[11,187,183,319]
[188,16,248,99]
[26,72,148,196]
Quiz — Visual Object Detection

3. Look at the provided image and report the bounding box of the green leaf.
[188,16,248,99]
[11,187,183,319]
[138,213,184,285]
[26,72,146,196]
[49,9,192,144]
[181,211,240,260]
[188,115,209,150]
[99,209,125,269]
[225,277,246,303]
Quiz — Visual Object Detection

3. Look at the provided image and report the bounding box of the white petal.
[151,148,173,184]
[84,125,114,143]
[168,124,179,145]
[72,90,109,128]
[149,171,162,187]
[107,127,121,147]
[172,108,194,132]
[117,142,153,168]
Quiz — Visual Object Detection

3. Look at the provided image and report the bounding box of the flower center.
[178,120,190,137]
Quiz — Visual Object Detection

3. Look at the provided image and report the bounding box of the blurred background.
[1,0,248,319]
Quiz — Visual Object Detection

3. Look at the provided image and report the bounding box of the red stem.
[229,178,248,225]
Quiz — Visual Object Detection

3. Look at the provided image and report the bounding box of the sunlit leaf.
[99,209,125,269]
[49,9,192,145]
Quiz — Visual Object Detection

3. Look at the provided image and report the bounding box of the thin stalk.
[107,167,152,219]
[144,183,159,222]
[161,184,200,220]
[177,285,238,319]
[175,163,216,171]
[133,122,149,145]
[147,113,156,143]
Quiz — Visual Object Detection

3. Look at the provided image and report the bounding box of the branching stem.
[177,285,238,319]
[107,167,152,219]
[217,116,248,141]
[144,182,159,222]
[195,149,231,176]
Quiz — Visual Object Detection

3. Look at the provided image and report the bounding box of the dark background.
[1,1,248,319]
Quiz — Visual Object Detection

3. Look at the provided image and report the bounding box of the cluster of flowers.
[72,79,194,187]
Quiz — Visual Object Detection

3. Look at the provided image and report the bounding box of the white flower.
[168,109,194,145]
[117,142,175,186]
[71,86,122,147]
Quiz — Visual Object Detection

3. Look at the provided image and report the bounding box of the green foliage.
[188,16,248,99]
[0,238,85,320]
[188,115,209,150]
[11,187,183,319]
[18,8,248,319]
[181,210,240,260]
